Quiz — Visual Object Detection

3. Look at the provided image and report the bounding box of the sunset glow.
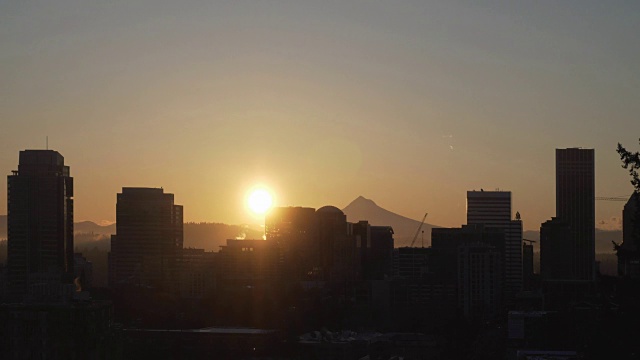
[247,188,273,215]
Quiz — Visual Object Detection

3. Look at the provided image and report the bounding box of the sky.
[1,1,639,230]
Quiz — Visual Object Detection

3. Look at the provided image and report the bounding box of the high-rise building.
[317,206,357,282]
[265,206,317,281]
[7,150,74,298]
[431,224,504,318]
[616,192,640,277]
[109,188,183,289]
[540,217,572,280]
[458,242,502,318]
[522,241,534,289]
[556,148,595,281]
[467,190,522,298]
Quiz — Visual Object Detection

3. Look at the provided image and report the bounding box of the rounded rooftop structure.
[316,205,343,215]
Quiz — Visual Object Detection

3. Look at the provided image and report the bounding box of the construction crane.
[596,196,627,201]
[410,212,428,247]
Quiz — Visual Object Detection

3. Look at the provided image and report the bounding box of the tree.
[617,138,640,193]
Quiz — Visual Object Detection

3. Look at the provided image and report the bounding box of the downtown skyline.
[2,1,639,230]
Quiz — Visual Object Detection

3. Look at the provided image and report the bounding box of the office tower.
[431,224,504,318]
[317,206,357,282]
[467,190,522,298]
[458,242,502,318]
[522,241,534,289]
[540,218,572,280]
[7,150,74,298]
[218,239,278,286]
[369,226,394,280]
[556,148,595,281]
[616,192,640,277]
[265,206,317,280]
[109,188,183,289]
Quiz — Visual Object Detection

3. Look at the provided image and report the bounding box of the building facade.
[555,148,595,281]
[7,150,74,299]
[109,187,183,290]
[616,192,640,277]
[467,190,522,298]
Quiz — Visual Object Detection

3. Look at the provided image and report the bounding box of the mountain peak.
[348,195,377,208]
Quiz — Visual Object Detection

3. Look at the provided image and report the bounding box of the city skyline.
[2,1,639,231]
[0,145,635,232]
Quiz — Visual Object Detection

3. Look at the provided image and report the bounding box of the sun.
[247,188,273,215]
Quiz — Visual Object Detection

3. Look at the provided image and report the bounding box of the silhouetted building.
[352,221,370,280]
[218,239,278,286]
[617,192,640,277]
[467,190,522,299]
[556,148,595,281]
[369,226,394,280]
[522,241,534,289]
[393,247,430,279]
[109,187,183,290]
[458,242,502,318]
[0,301,116,359]
[432,224,504,318]
[540,218,572,281]
[265,206,317,281]
[7,150,74,300]
[317,206,357,282]
[178,248,217,299]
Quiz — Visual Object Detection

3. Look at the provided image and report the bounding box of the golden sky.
[1,1,638,230]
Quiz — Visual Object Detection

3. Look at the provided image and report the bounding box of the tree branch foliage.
[617,138,640,193]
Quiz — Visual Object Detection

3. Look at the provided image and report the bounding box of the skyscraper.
[467,190,522,298]
[109,188,183,289]
[556,148,595,281]
[7,150,74,298]
[265,206,318,280]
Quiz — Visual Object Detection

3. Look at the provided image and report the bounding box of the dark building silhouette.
[265,206,318,281]
[317,206,357,283]
[616,192,640,277]
[522,241,534,289]
[540,217,572,280]
[556,148,595,281]
[178,248,217,299]
[218,239,278,287]
[467,190,522,299]
[393,247,430,279]
[458,242,502,318]
[369,226,394,280]
[432,224,504,318]
[109,187,183,290]
[7,150,74,299]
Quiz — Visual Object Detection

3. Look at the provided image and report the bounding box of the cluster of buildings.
[2,147,639,358]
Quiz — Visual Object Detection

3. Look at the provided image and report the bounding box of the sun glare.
[248,188,273,215]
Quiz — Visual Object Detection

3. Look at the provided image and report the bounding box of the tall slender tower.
[556,148,595,281]
[467,190,522,298]
[7,150,74,298]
